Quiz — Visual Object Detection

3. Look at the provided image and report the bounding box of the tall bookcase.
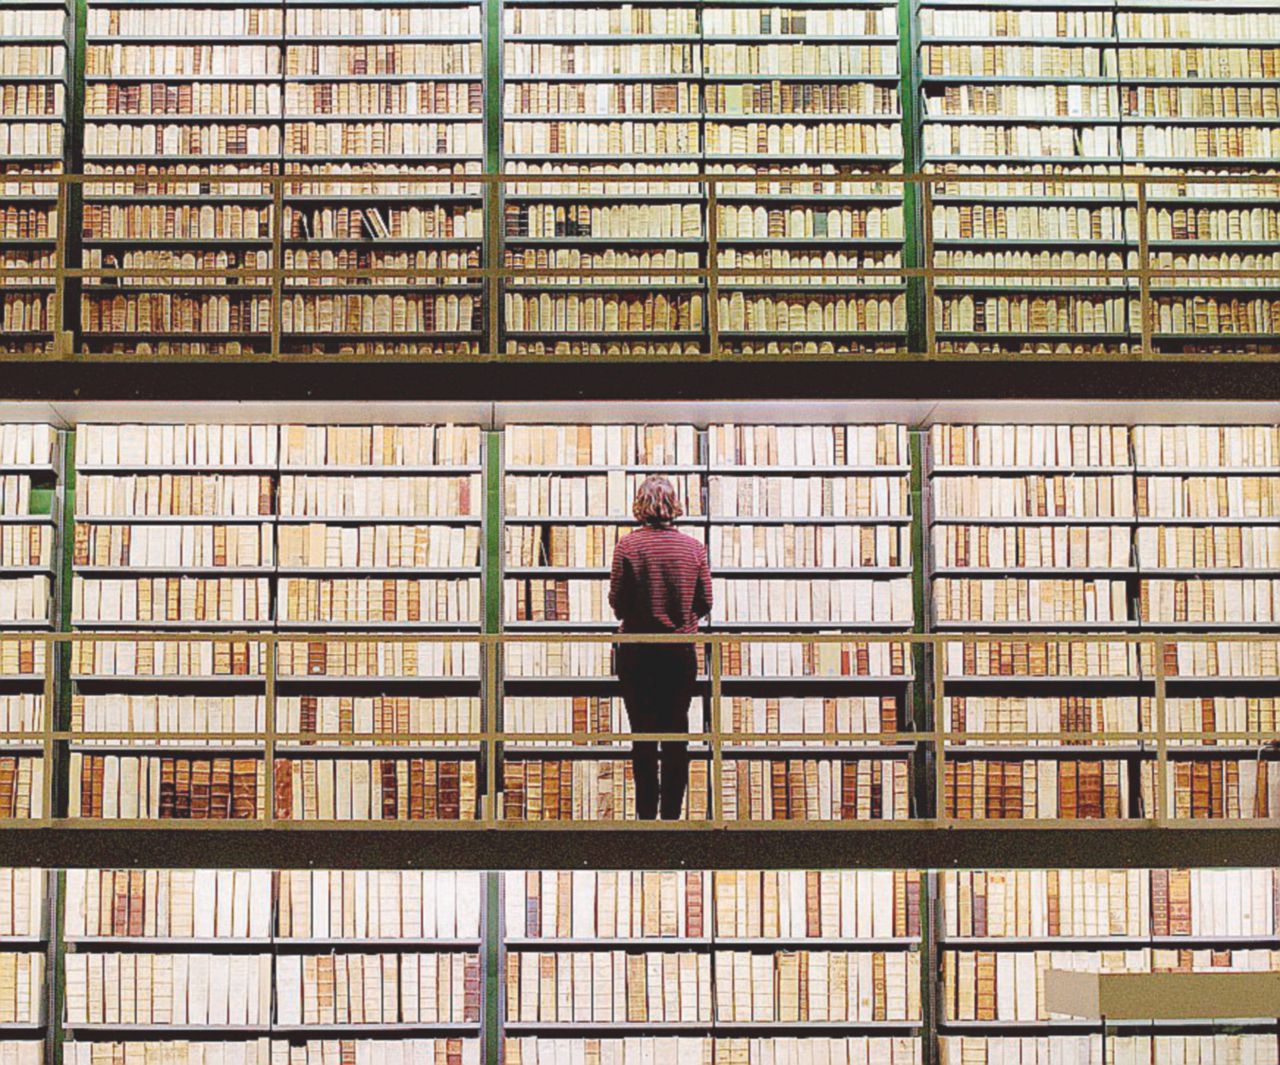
[0,0,69,356]
[499,424,710,821]
[0,868,49,1062]
[704,0,907,357]
[59,869,486,1061]
[916,0,1138,357]
[926,424,1145,824]
[706,423,916,822]
[1118,1,1280,357]
[501,869,925,1062]
[281,0,487,356]
[498,0,707,357]
[1134,426,1280,821]
[272,424,486,823]
[0,425,60,822]
[68,424,277,819]
[80,0,283,356]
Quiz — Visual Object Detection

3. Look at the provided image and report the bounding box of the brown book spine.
[273,759,292,819]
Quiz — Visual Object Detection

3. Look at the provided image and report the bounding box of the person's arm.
[609,540,630,621]
[692,543,713,620]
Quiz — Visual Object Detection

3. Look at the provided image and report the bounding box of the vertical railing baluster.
[920,178,937,357]
[931,635,946,823]
[1153,635,1168,826]
[264,636,276,825]
[1137,181,1152,359]
[710,637,723,827]
[42,634,56,823]
[706,177,719,359]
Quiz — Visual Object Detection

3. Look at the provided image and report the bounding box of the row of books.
[66,952,273,1026]
[715,950,919,1023]
[277,577,483,625]
[65,1043,475,1065]
[510,1041,921,1065]
[76,475,275,519]
[720,759,911,822]
[0,954,43,1025]
[943,948,1280,1023]
[501,759,709,822]
[0,868,43,938]
[274,758,478,822]
[275,952,482,1025]
[940,868,1280,940]
[71,578,273,625]
[939,1036,1278,1065]
[74,524,275,569]
[51,866,1280,946]
[64,638,482,680]
[0,578,50,624]
[64,869,484,942]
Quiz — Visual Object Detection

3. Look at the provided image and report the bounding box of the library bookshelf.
[0,415,1277,832]
[0,0,71,357]
[2,0,1280,366]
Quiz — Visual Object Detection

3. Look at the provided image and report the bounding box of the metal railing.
[4,169,1280,361]
[2,629,1278,829]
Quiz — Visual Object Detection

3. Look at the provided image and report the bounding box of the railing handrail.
[5,169,1280,361]
[2,626,1279,828]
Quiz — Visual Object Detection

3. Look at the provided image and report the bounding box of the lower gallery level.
[0,866,1278,1064]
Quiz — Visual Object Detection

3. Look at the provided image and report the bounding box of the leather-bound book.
[439,760,460,820]
[273,759,292,819]
[210,758,232,819]
[232,759,257,819]
[190,758,212,819]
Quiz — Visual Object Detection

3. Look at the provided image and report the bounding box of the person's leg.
[657,647,697,821]
[617,645,661,821]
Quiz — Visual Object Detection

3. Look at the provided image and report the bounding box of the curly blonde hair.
[633,474,683,528]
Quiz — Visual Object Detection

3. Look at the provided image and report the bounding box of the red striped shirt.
[609,525,713,634]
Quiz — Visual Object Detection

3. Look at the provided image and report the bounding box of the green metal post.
[909,429,931,818]
[64,0,87,353]
[485,871,502,1065]
[898,0,926,355]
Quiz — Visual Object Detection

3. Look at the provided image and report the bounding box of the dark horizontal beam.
[10,825,1280,870]
[4,359,1280,402]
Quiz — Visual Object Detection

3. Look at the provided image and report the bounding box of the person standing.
[608,475,713,820]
